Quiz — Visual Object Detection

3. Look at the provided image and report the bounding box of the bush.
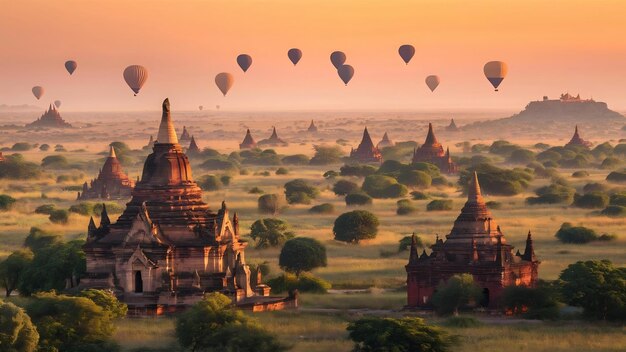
[284,179,319,204]
[69,202,95,216]
[601,205,626,217]
[501,284,560,320]
[11,142,32,151]
[571,170,589,178]
[0,154,41,179]
[200,158,239,171]
[600,157,621,170]
[309,203,334,214]
[555,222,598,244]
[508,149,535,164]
[35,204,55,215]
[345,193,373,206]
[257,194,283,215]
[39,144,50,151]
[526,183,576,205]
[582,182,608,193]
[572,192,609,209]
[197,174,222,191]
[332,180,360,196]
[275,167,289,175]
[309,145,344,165]
[281,154,309,165]
[459,163,533,196]
[0,194,16,211]
[362,175,408,198]
[219,175,232,186]
[0,301,39,351]
[606,171,626,183]
[279,237,327,276]
[397,170,432,188]
[333,210,379,243]
[396,199,417,215]
[267,272,331,294]
[248,186,264,194]
[77,289,128,319]
[249,218,295,248]
[398,235,423,251]
[427,199,453,211]
[610,193,626,206]
[410,191,429,200]
[431,273,482,315]
[339,164,377,177]
[49,209,69,224]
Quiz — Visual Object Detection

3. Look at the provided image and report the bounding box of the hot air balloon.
[65,60,77,75]
[54,100,62,108]
[483,61,508,91]
[288,48,302,66]
[425,75,440,92]
[215,73,234,96]
[32,86,44,100]
[198,105,203,111]
[216,105,220,110]
[337,65,354,86]
[237,54,252,73]
[123,65,148,96]
[330,51,346,69]
[398,45,415,65]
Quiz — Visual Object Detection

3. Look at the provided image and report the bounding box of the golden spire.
[156,98,179,145]
[109,145,116,158]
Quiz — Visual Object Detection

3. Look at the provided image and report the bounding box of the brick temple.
[81,99,294,314]
[565,125,592,149]
[412,123,457,174]
[350,127,382,163]
[446,119,459,132]
[187,135,201,156]
[179,126,191,143]
[26,104,72,128]
[405,172,539,309]
[258,126,288,147]
[377,132,394,149]
[78,146,134,200]
[239,129,257,149]
[307,120,318,133]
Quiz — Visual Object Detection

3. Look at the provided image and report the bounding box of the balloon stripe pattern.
[483,61,508,91]
[123,65,149,95]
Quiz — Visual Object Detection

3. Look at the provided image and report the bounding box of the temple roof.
[156,99,178,145]
[565,125,592,148]
[109,145,116,158]
[377,132,394,148]
[240,129,257,148]
[188,135,200,154]
[424,123,440,146]
[357,127,376,150]
[180,126,191,141]
[307,120,318,132]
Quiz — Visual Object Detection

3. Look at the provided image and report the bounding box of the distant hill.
[0,104,40,111]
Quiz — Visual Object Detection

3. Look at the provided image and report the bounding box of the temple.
[179,126,191,143]
[565,125,592,149]
[81,99,294,314]
[258,127,288,147]
[26,104,72,128]
[405,173,539,309]
[350,127,382,163]
[144,135,155,150]
[239,129,257,149]
[376,132,394,149]
[412,123,457,174]
[187,135,201,156]
[307,120,318,133]
[78,146,134,200]
[446,119,459,132]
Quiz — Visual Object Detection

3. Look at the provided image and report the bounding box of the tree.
[308,203,334,214]
[554,222,598,244]
[345,193,372,206]
[431,274,482,316]
[279,237,327,277]
[284,179,319,204]
[332,180,360,196]
[0,300,39,352]
[77,289,127,319]
[362,175,407,199]
[333,210,379,243]
[257,194,283,215]
[197,174,222,191]
[427,199,453,211]
[559,260,626,320]
[0,249,34,297]
[0,194,16,211]
[176,293,288,352]
[266,273,330,294]
[397,170,432,188]
[572,192,609,209]
[309,145,344,165]
[249,218,295,249]
[48,209,69,224]
[501,283,560,320]
[347,317,455,352]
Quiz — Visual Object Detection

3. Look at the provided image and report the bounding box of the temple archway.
[135,271,143,293]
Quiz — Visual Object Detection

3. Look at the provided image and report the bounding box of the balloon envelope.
[483,61,508,91]
[398,45,415,64]
[54,100,62,108]
[198,105,203,111]
[237,54,252,73]
[425,75,440,92]
[64,60,77,75]
[123,65,148,95]
[288,48,302,66]
[215,72,234,96]
[330,51,346,69]
[337,65,354,85]
[32,86,44,100]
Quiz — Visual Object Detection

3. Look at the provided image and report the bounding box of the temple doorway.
[481,288,490,307]
[135,271,143,293]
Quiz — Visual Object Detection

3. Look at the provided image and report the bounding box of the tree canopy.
[333,210,379,243]
[279,237,327,277]
[0,300,39,352]
[249,218,295,249]
[431,274,482,316]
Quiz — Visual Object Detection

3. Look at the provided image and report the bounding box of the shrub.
[606,171,626,183]
[339,164,377,177]
[508,149,535,164]
[427,199,453,211]
[77,289,128,319]
[362,175,407,198]
[0,194,16,211]
[489,140,520,156]
[279,237,327,276]
[555,222,598,244]
[591,142,613,159]
[281,154,309,165]
[0,301,39,351]
[275,167,289,175]
[486,201,502,209]
[219,175,231,186]
[459,163,533,196]
[397,170,432,188]
[35,204,55,215]
[11,143,32,151]
[431,273,482,315]
[0,154,41,179]
[602,205,626,217]
[333,210,379,243]
[398,235,423,251]
[267,273,330,294]
[248,187,264,194]
[332,180,360,196]
[396,199,417,215]
[609,193,626,206]
[410,191,429,200]
[572,192,609,209]
[309,145,344,165]
[284,179,319,204]
[257,194,283,215]
[249,218,295,248]
[526,183,576,205]
[345,193,373,206]
[309,203,334,214]
[41,154,70,169]
[39,144,50,151]
[49,209,69,224]
[323,170,339,179]
[582,182,608,193]
[600,157,621,170]
[501,284,560,320]
[200,158,239,171]
[69,202,95,216]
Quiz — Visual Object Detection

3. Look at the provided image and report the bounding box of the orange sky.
[1,0,626,112]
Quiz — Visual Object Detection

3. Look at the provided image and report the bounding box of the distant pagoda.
[187,135,201,156]
[446,119,459,132]
[239,129,257,149]
[376,132,394,149]
[26,104,72,128]
[307,120,318,133]
[406,172,540,309]
[144,135,155,149]
[412,123,457,174]
[78,146,134,200]
[179,126,191,143]
[565,125,592,149]
[350,127,382,163]
[258,127,288,147]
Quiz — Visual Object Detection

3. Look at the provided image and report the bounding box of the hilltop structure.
[446,119,459,132]
[179,126,191,143]
[239,129,257,149]
[406,173,540,309]
[81,99,293,314]
[376,132,394,149]
[565,125,592,149]
[78,146,134,200]
[350,127,382,163]
[26,104,72,128]
[412,123,457,173]
[307,120,318,133]
[187,135,201,156]
[258,127,288,147]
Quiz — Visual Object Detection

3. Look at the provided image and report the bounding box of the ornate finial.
[109,145,116,158]
[156,98,179,145]
[467,171,484,203]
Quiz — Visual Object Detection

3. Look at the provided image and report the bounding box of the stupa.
[349,127,382,163]
[239,129,257,149]
[144,135,155,149]
[26,104,72,128]
[412,123,457,173]
[81,99,293,314]
[446,119,459,132]
[78,146,134,200]
[565,125,592,149]
[307,120,318,133]
[187,135,201,156]
[405,173,539,309]
[376,132,394,149]
[179,126,191,143]
[258,127,288,147]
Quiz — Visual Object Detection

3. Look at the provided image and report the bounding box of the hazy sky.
[2,0,626,112]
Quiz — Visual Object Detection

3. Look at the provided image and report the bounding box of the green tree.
[197,175,222,191]
[176,293,288,352]
[249,218,295,249]
[0,300,39,352]
[309,145,344,165]
[279,237,327,277]
[431,274,482,316]
[48,209,69,224]
[77,289,127,319]
[333,210,379,243]
[559,260,626,320]
[501,283,561,320]
[257,194,282,215]
[555,222,598,244]
[362,175,407,199]
[345,193,373,206]
[0,249,34,297]
[397,170,432,188]
[308,203,334,214]
[0,195,17,211]
[347,317,455,352]
[332,180,360,196]
[284,179,319,204]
